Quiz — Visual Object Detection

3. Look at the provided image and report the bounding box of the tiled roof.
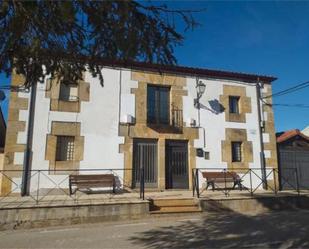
[277,129,309,143]
[98,60,277,84]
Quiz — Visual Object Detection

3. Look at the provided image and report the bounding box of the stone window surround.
[45,121,84,174]
[45,76,90,113]
[220,85,252,123]
[222,128,253,171]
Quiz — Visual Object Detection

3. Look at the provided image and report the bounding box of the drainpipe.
[117,69,122,135]
[256,79,267,189]
[21,82,37,196]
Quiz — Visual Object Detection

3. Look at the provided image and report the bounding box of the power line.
[272,103,309,108]
[263,80,309,99]
[261,98,309,108]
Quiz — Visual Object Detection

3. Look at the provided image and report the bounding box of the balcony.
[147,107,183,133]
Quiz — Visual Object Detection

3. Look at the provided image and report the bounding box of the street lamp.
[194,80,206,108]
[196,80,206,98]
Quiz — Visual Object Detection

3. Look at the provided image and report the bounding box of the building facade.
[1,62,278,194]
[302,126,309,136]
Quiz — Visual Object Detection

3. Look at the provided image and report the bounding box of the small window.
[147,85,170,124]
[231,142,242,162]
[56,136,75,161]
[59,83,78,102]
[229,96,240,114]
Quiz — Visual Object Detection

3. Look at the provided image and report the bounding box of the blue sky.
[0,1,308,132]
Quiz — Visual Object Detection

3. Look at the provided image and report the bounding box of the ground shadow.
[130,208,309,248]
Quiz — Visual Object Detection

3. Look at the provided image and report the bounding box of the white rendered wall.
[12,66,270,192]
[28,68,139,191]
[183,77,268,189]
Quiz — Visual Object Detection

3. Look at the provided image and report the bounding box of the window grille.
[56,136,75,161]
[229,96,240,114]
[231,141,242,162]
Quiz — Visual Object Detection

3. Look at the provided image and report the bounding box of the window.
[229,96,240,114]
[147,85,170,124]
[231,142,242,162]
[56,136,75,161]
[59,83,78,102]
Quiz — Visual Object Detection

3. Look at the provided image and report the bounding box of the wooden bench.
[69,174,116,195]
[202,172,242,191]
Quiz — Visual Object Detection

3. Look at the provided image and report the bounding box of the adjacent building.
[0,61,278,195]
[277,129,309,189]
[302,126,309,136]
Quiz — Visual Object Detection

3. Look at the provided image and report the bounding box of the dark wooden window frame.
[229,96,240,114]
[231,141,242,162]
[147,85,170,125]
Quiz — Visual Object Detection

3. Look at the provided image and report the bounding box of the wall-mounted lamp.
[194,79,206,108]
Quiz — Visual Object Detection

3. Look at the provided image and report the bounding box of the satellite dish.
[0,90,6,101]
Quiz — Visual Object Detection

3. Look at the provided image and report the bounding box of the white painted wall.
[27,68,139,191]
[183,77,267,189]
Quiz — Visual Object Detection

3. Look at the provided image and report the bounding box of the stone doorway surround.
[119,71,199,191]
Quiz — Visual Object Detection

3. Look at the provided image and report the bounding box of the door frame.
[132,138,158,188]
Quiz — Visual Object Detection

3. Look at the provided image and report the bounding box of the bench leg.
[69,181,72,196]
[238,181,243,191]
[233,181,242,191]
[112,182,116,194]
[211,182,215,191]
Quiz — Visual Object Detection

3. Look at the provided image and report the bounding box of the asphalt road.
[0,210,309,249]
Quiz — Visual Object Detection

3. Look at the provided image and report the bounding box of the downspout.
[117,69,122,135]
[21,82,37,196]
[256,78,267,189]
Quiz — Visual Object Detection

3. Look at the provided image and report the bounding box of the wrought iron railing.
[192,167,301,198]
[0,168,146,206]
[171,107,183,130]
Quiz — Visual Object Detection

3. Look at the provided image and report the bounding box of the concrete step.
[149,198,201,214]
[150,198,198,207]
[150,206,202,214]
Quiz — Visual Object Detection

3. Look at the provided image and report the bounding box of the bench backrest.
[69,174,115,183]
[202,171,239,180]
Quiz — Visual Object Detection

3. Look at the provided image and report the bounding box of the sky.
[0,1,308,132]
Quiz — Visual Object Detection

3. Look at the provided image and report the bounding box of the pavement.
[1,189,306,209]
[0,210,309,248]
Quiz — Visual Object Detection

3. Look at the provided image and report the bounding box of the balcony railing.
[171,107,183,131]
[147,106,183,132]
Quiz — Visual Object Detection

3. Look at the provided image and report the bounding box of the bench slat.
[69,174,116,195]
[201,171,242,191]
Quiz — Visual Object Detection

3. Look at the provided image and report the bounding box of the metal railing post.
[196,169,200,198]
[249,169,253,196]
[224,169,227,197]
[139,167,145,200]
[295,168,300,196]
[273,168,277,195]
[36,170,40,204]
[192,169,195,197]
